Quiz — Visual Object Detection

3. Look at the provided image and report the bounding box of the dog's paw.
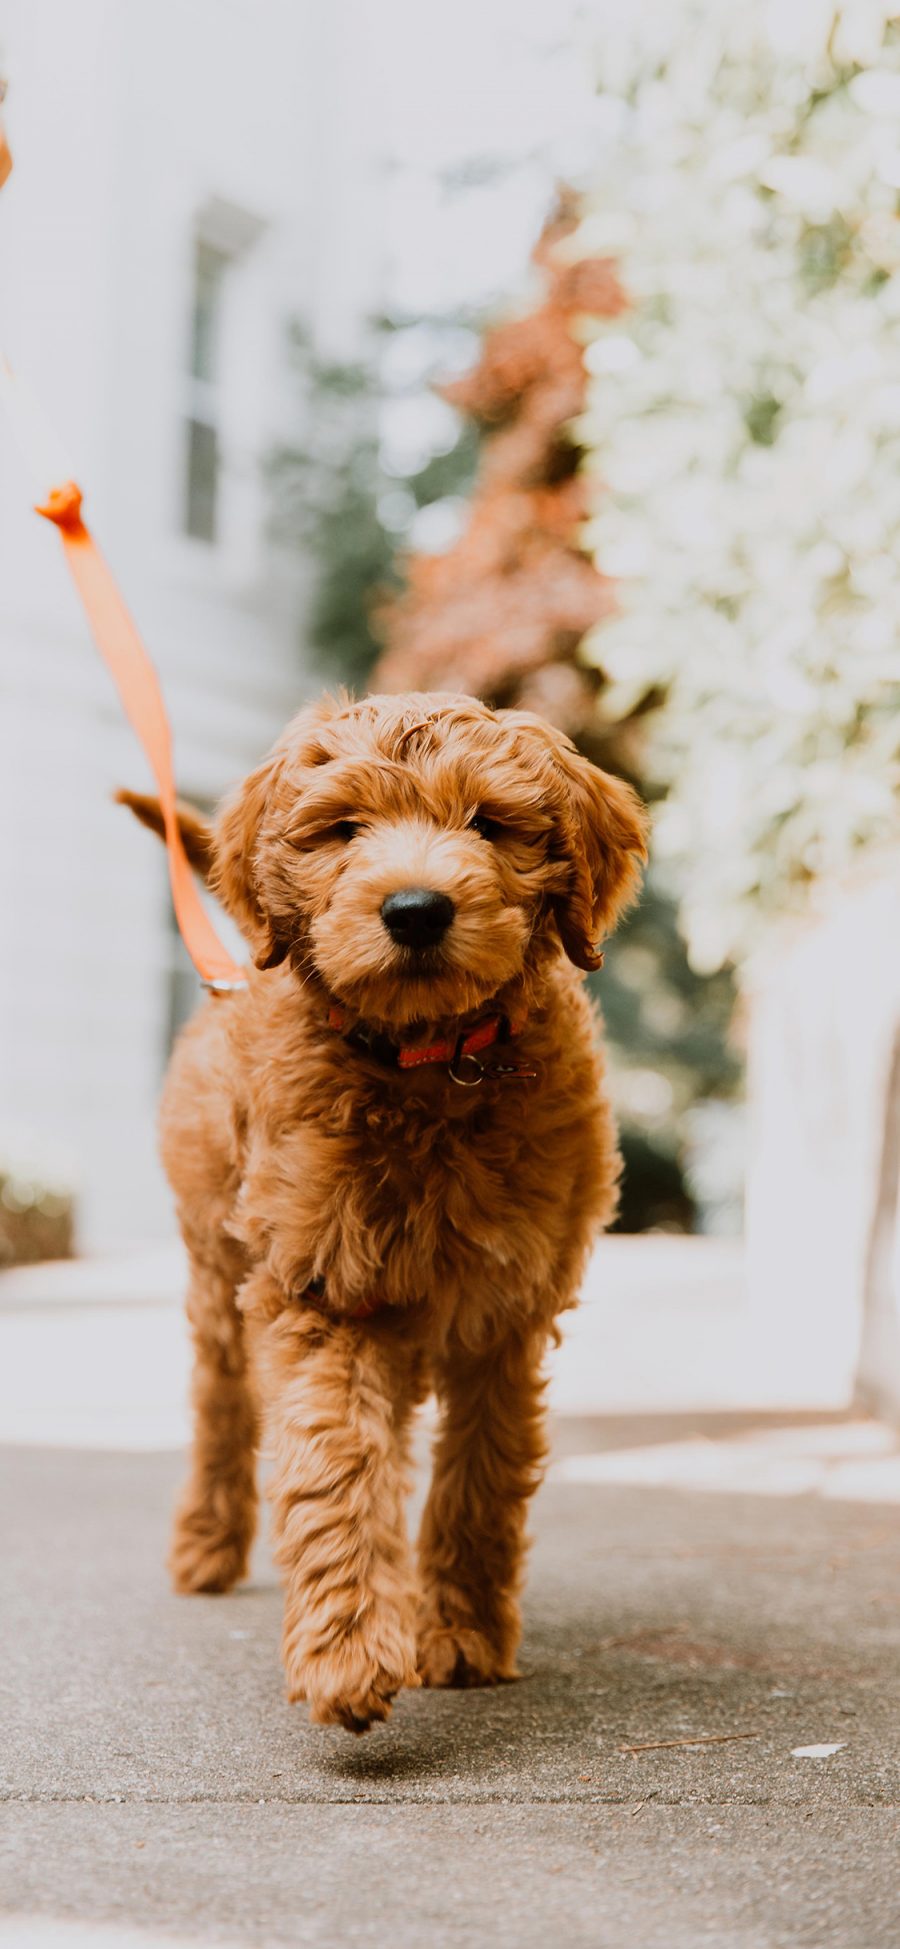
[169,1514,251,1595]
[286,1623,419,1734]
[416,1620,519,1689]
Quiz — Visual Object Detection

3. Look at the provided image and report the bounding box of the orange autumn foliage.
[373,197,627,750]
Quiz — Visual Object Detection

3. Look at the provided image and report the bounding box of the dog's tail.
[115,789,214,882]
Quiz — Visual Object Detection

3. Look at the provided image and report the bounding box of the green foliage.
[613,1128,696,1236]
[269,337,392,687]
[595,872,740,1232]
[269,325,478,689]
[406,422,480,509]
[598,877,740,1104]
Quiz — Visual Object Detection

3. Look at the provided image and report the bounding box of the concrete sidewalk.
[3,1417,900,1949]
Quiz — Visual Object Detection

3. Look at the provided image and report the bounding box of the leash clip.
[448,1044,485,1088]
[448,1036,540,1087]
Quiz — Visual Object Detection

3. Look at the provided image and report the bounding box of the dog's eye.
[469,813,500,841]
[287,818,359,853]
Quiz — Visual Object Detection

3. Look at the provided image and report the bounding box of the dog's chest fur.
[213,968,616,1340]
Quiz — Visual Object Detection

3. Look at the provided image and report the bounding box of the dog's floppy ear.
[115,790,214,879]
[212,751,290,971]
[551,749,648,969]
[212,698,347,972]
[502,714,647,971]
[116,777,287,967]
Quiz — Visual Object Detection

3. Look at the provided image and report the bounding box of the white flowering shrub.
[573,0,900,971]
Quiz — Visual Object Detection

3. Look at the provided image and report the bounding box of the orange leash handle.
[35,481,247,992]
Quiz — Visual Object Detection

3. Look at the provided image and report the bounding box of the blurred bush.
[0,1157,74,1268]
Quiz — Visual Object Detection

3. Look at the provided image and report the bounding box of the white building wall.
[0,0,385,1246]
[745,860,900,1411]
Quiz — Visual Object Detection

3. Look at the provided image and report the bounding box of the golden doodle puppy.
[122,691,647,1733]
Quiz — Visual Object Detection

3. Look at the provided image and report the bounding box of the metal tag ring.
[448,1050,485,1088]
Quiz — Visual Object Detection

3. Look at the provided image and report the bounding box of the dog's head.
[211,693,647,1026]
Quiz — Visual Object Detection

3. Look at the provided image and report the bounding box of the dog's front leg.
[417,1327,548,1688]
[246,1279,422,1733]
[169,1243,259,1596]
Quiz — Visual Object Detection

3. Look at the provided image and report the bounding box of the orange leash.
[34,481,248,992]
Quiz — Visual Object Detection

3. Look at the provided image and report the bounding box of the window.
[184,416,219,544]
[183,239,229,542]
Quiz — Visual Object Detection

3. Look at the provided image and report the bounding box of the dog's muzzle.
[380,888,455,951]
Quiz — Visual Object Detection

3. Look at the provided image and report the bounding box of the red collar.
[326,1005,537,1085]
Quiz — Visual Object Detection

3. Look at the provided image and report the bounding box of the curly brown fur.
[124,692,646,1732]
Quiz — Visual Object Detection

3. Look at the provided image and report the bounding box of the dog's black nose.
[381,888,455,950]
